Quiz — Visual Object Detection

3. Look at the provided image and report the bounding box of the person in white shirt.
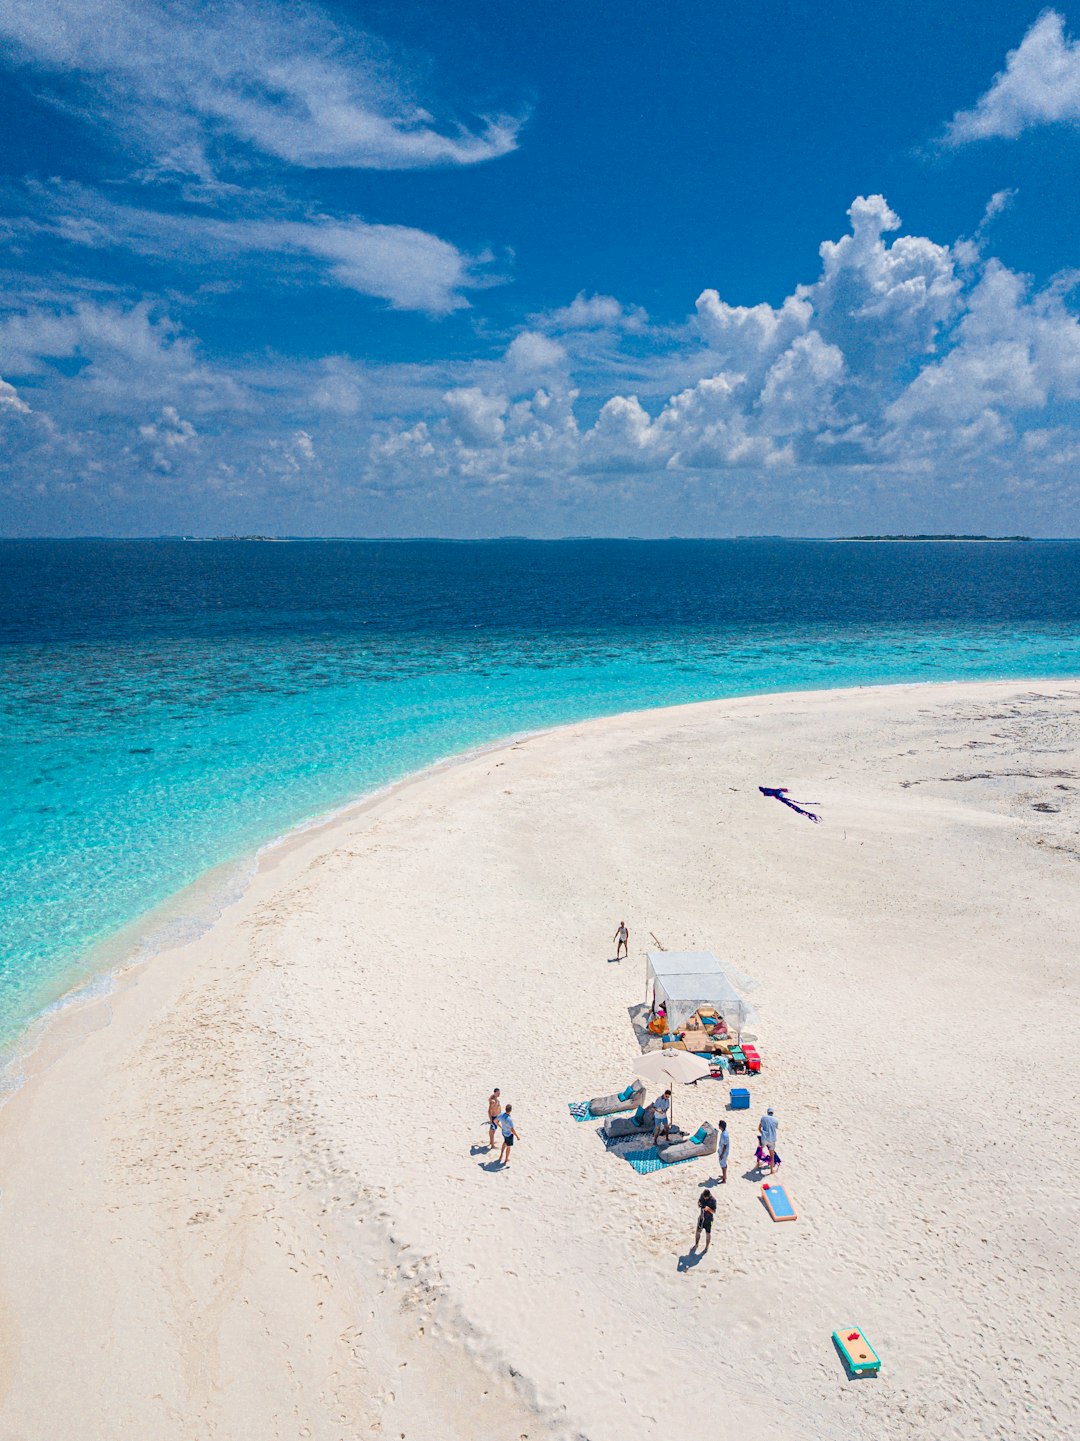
[613,920,629,960]
[652,1089,672,1143]
[716,1119,730,1183]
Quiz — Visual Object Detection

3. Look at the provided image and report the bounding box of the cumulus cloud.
[946,10,1080,144]
[0,0,522,179]
[505,330,567,372]
[5,196,1080,532]
[807,195,960,373]
[542,293,648,332]
[444,386,508,446]
[885,260,1080,450]
[366,196,1080,506]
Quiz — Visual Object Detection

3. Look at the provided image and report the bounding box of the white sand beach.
[1,679,1079,1440]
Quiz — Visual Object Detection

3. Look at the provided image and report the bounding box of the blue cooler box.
[730,1087,750,1110]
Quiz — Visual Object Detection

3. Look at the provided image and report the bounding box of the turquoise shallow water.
[2,538,1078,1047]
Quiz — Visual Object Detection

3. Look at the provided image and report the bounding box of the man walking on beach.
[716,1119,730,1184]
[487,1087,501,1149]
[694,1188,717,1253]
[758,1107,778,1175]
[613,919,629,960]
[496,1104,519,1166]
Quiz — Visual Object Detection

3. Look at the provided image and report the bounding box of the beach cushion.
[604,1107,656,1139]
[657,1122,719,1164]
[689,1125,709,1145]
[589,1082,645,1117]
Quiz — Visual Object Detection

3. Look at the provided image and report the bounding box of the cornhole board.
[832,1326,881,1376]
[760,1182,797,1221]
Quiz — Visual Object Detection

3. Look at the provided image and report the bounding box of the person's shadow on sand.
[478,1159,506,1173]
[469,1144,492,1156]
[677,1249,705,1271]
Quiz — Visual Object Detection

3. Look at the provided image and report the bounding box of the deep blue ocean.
[2,537,1078,1047]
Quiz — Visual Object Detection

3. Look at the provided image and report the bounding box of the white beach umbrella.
[635,1050,711,1128]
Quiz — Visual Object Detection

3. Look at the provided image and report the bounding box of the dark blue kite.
[759,786,821,823]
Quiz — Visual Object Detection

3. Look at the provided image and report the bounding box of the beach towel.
[623,1146,697,1175]
[759,786,821,823]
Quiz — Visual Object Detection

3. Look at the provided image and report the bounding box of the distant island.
[836,534,1031,542]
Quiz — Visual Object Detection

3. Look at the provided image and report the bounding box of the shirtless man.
[613,919,629,960]
[487,1087,501,1149]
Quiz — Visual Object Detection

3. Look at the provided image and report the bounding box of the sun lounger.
[589,1082,646,1117]
[656,1121,718,1163]
[602,1105,656,1139]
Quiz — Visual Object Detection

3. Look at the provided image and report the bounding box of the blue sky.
[2,0,1080,536]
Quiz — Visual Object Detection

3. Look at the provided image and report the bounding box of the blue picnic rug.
[623,1145,695,1175]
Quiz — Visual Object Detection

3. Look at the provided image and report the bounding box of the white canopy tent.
[645,950,754,1039]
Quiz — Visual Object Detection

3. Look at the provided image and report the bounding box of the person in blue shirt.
[496,1104,520,1166]
[758,1108,779,1174]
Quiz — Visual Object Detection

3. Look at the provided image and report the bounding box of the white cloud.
[807,195,960,373]
[695,292,811,370]
[15,183,492,314]
[886,260,1080,440]
[542,293,648,332]
[0,299,241,413]
[505,331,567,372]
[139,405,198,447]
[0,0,522,179]
[372,197,1079,498]
[757,332,845,433]
[5,197,1080,533]
[946,10,1080,143]
[444,387,508,446]
[0,377,30,413]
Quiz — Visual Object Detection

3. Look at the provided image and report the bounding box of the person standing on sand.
[496,1104,519,1166]
[486,1088,501,1149]
[758,1107,778,1174]
[716,1119,730,1184]
[652,1089,672,1144]
[694,1188,717,1252]
[613,920,629,959]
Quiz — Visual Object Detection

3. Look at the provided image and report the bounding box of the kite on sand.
[759,786,821,823]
